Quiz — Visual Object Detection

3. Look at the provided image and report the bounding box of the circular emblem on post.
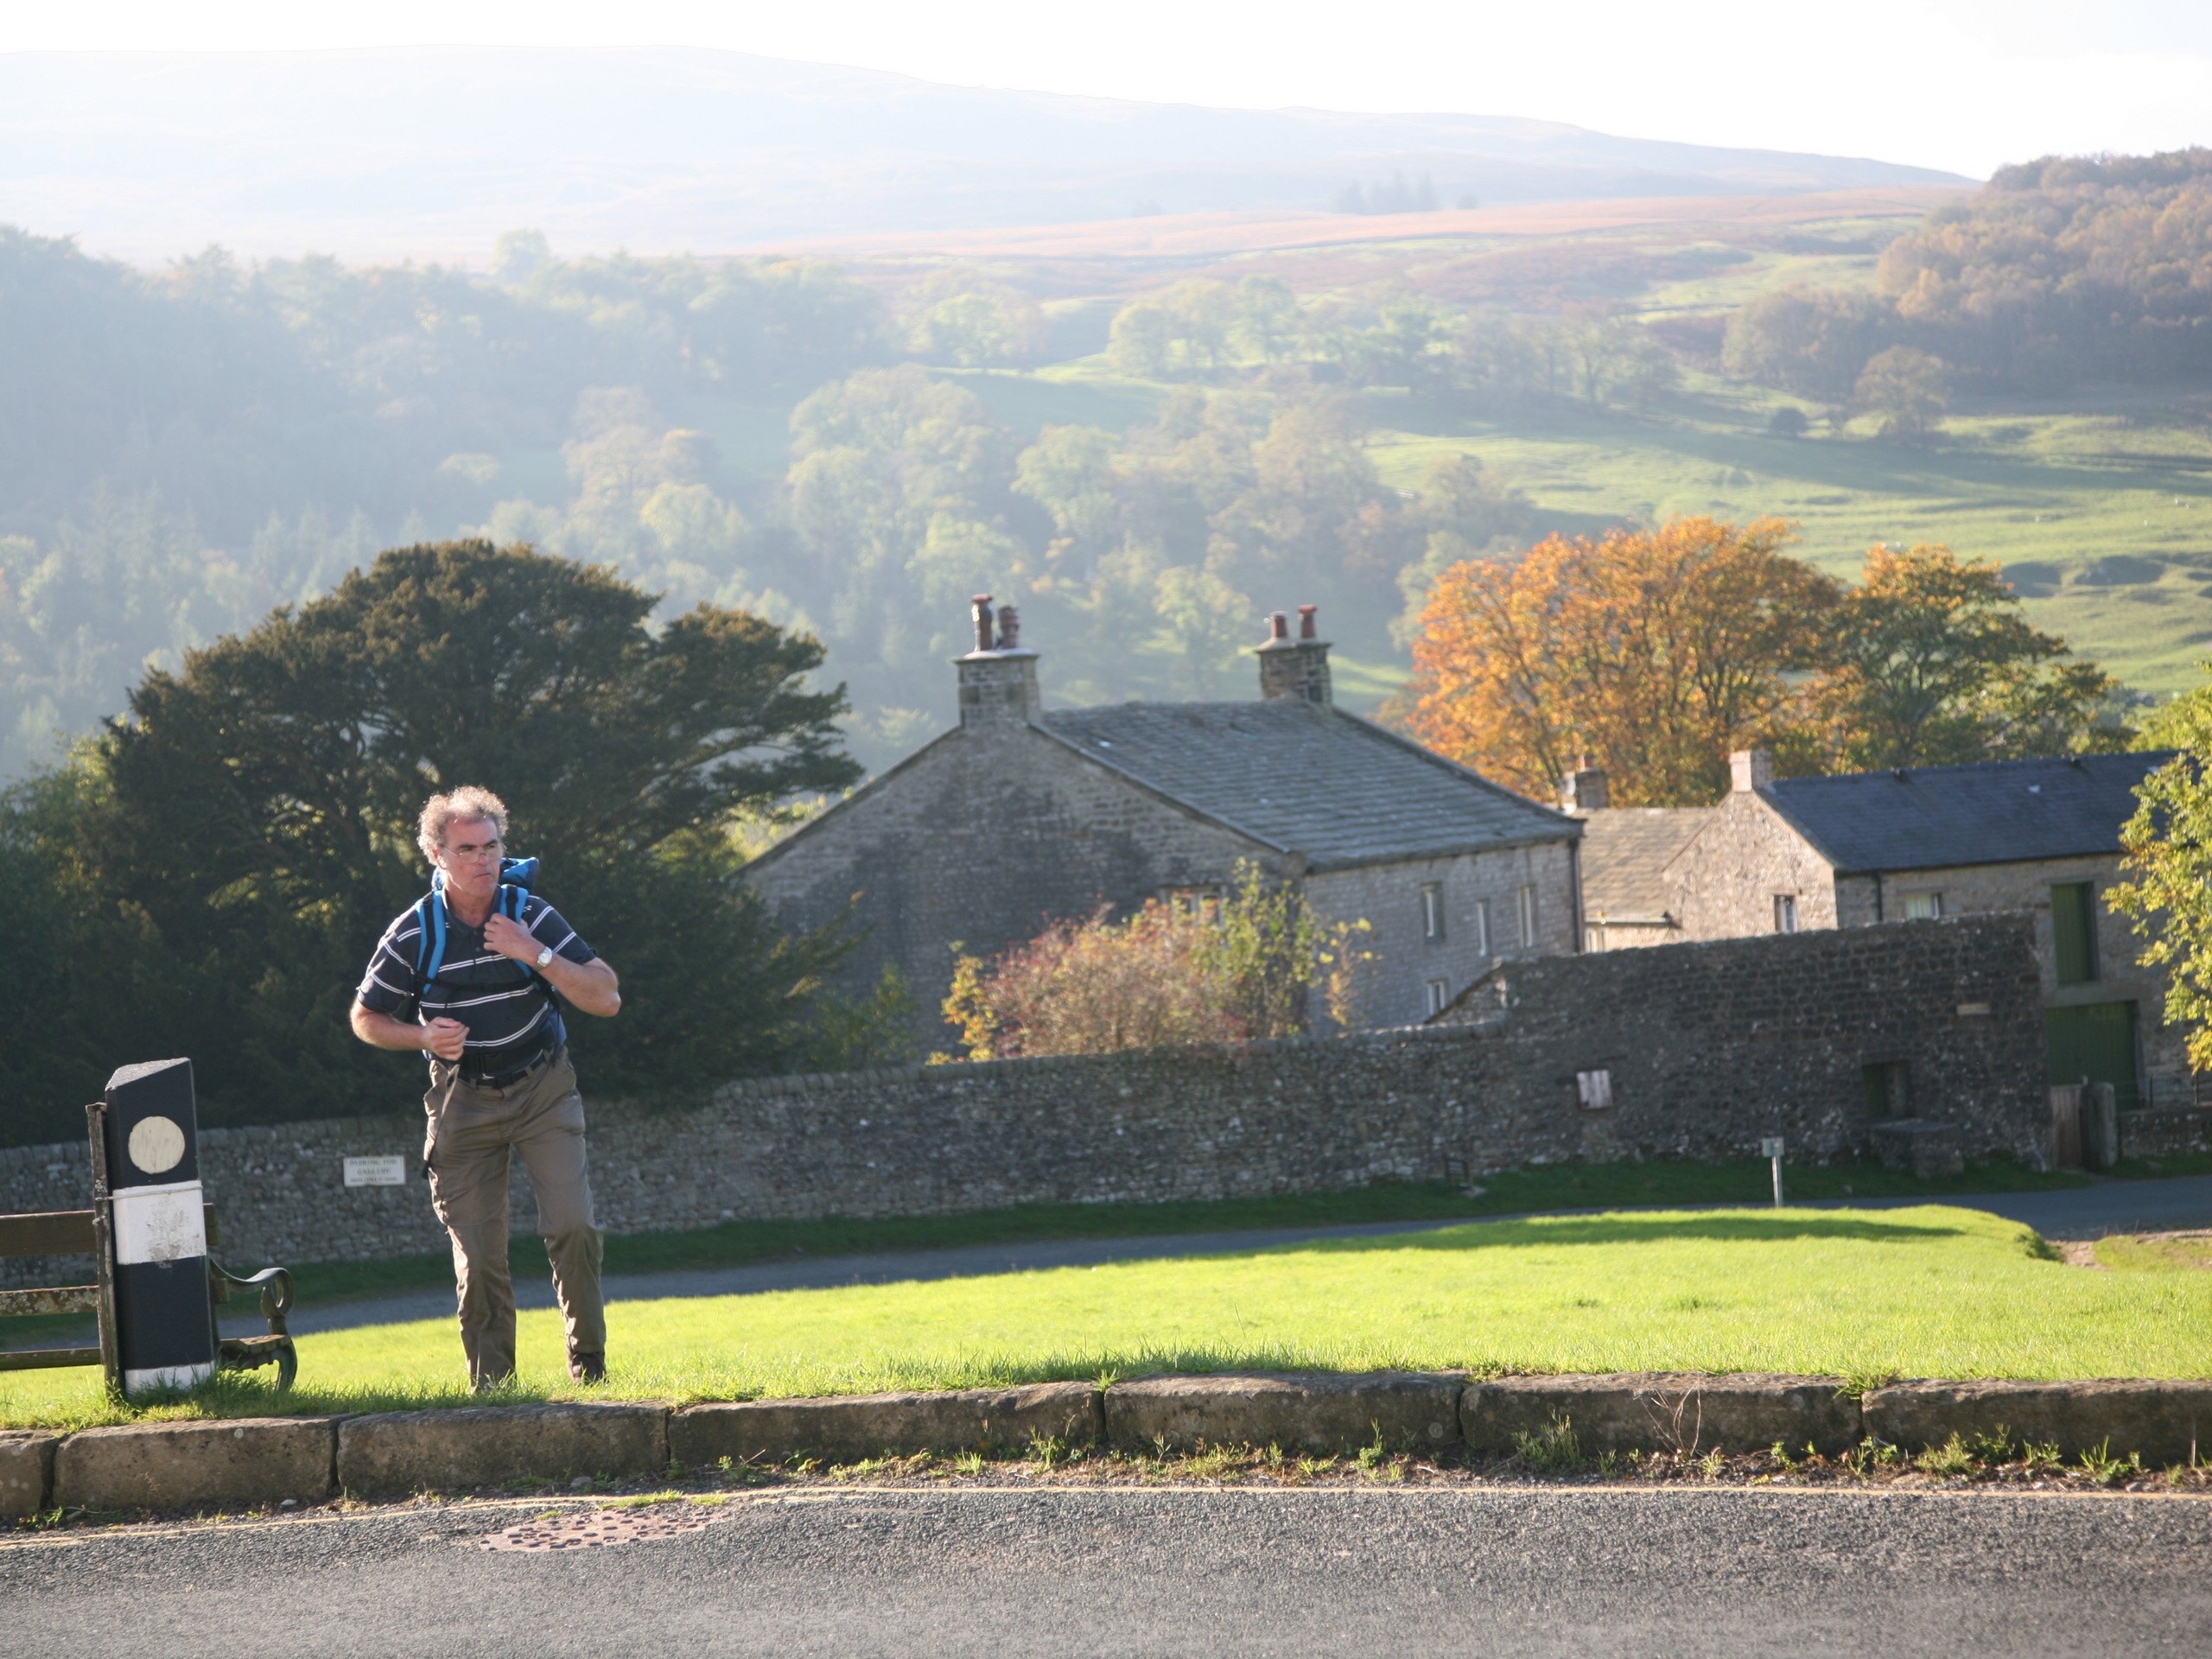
[127,1114,187,1175]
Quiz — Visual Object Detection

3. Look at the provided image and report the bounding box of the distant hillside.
[0,48,1968,260]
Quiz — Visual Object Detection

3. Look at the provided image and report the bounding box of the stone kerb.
[54,1417,339,1510]
[671,1382,1101,1465]
[1105,1371,1464,1452]
[337,1402,669,1496]
[0,1431,60,1517]
[1461,1373,1862,1457]
[19,1372,2212,1514]
[1862,1380,2212,1465]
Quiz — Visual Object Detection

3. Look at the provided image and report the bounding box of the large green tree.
[2113,683,2212,1070]
[1804,544,2126,770]
[1,540,871,1142]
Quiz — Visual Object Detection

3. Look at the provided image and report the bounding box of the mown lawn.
[7,1204,2209,1433]
[257,1154,2088,1312]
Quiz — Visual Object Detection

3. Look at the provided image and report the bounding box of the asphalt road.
[240,1173,2212,1339]
[8,1486,2211,1657]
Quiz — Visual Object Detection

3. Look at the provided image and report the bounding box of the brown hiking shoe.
[569,1351,606,1384]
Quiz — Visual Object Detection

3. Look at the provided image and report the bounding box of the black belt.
[461,1043,557,1092]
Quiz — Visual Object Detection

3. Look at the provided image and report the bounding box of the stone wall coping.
[9,1370,2212,1516]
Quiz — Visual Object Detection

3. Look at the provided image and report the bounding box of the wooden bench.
[0,1104,296,1392]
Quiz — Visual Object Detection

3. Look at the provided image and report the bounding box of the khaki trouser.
[423,1046,605,1388]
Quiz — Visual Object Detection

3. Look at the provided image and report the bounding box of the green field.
[924,195,2212,708]
[8,1203,2208,1433]
[974,357,2212,706]
[1367,389,2212,701]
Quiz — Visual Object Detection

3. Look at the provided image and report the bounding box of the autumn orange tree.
[1404,524,2128,804]
[1402,517,1835,806]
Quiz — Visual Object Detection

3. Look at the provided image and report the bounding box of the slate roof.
[1761,751,2173,874]
[1578,807,1713,920]
[1038,700,1577,870]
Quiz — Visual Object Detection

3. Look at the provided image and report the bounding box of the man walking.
[351,786,623,1388]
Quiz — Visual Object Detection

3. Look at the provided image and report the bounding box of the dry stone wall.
[1,916,2050,1285]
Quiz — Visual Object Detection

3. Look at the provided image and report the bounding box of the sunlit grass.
[7,1204,2207,1433]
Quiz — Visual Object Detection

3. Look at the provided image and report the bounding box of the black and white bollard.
[102,1058,215,1395]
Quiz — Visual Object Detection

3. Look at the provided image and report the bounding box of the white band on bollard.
[111,1179,208,1267]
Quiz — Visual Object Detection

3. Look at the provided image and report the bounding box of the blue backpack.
[413,855,543,985]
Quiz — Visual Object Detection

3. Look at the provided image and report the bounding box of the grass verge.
[8,1201,2210,1433]
[257,1154,2090,1312]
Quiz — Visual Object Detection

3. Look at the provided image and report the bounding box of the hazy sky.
[11,0,2210,178]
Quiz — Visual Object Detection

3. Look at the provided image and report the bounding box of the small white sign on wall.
[1576,1069,1614,1111]
[343,1154,406,1188]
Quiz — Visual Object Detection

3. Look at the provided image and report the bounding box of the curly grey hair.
[416,785,510,862]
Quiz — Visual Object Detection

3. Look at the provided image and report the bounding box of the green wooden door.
[2045,1001,2139,1110]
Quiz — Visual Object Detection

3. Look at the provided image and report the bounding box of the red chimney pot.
[1297,604,1319,640]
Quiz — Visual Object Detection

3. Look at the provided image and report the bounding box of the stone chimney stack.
[1560,755,1610,813]
[1256,602,1333,707]
[1729,748,1774,793]
[955,593,1041,728]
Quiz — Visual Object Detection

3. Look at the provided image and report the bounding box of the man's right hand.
[350,1001,471,1059]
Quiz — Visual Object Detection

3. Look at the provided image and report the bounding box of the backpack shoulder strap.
[499,883,543,977]
[413,891,449,984]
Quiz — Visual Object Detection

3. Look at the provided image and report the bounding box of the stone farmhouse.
[747,599,1584,1046]
[1573,746,2180,1110]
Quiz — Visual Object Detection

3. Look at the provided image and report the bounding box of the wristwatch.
[533,946,555,969]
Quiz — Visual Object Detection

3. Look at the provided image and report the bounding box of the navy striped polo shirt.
[357,893,598,1078]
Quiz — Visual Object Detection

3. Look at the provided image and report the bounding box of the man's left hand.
[484,912,542,964]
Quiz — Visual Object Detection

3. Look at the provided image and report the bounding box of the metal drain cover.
[477,1503,722,1552]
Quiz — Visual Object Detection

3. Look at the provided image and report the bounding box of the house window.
[2053,881,2099,985]
[1474,899,1491,956]
[1162,885,1225,920]
[1577,1069,1615,1111]
[1903,893,1942,921]
[1517,884,1537,948]
[1425,978,1452,1017]
[1773,893,1798,934]
[1421,883,1446,943]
